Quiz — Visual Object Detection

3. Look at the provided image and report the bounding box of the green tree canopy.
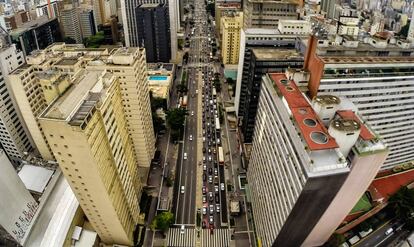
[389,186,414,230]
[166,108,187,130]
[84,32,105,48]
[150,211,174,232]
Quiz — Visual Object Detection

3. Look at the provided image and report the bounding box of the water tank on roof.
[312,95,340,126]
[328,118,361,157]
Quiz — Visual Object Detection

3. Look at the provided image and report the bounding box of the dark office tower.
[9,17,62,56]
[239,48,303,143]
[135,3,171,62]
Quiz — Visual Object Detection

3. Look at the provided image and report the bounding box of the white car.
[189,135,193,141]
[209,204,214,214]
[191,111,194,116]
[202,207,207,215]
[184,153,187,160]
[180,225,185,234]
[181,186,185,194]
[216,204,220,213]
[208,156,212,162]
[220,183,225,191]
[215,185,219,193]
[203,164,207,171]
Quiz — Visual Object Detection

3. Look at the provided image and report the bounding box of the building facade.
[79,9,96,39]
[39,71,141,245]
[221,11,242,65]
[0,44,35,165]
[303,36,414,170]
[242,0,299,29]
[121,0,177,61]
[248,73,387,246]
[10,17,62,56]
[136,3,171,62]
[61,8,82,43]
[239,48,303,143]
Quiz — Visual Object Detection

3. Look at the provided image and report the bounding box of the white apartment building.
[304,36,414,170]
[60,8,82,43]
[0,44,35,164]
[277,19,311,35]
[248,72,387,246]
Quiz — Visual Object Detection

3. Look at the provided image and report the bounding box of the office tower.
[243,0,299,29]
[79,9,96,38]
[303,36,414,170]
[0,149,38,244]
[221,11,242,65]
[320,0,338,19]
[98,16,120,44]
[234,28,305,118]
[136,3,171,62]
[248,72,387,246]
[238,49,303,143]
[35,0,61,18]
[0,43,35,165]
[92,0,105,26]
[39,71,141,245]
[9,17,62,56]
[121,0,177,61]
[61,8,82,43]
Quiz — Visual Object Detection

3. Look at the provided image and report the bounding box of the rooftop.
[10,17,57,36]
[330,119,361,132]
[270,73,339,151]
[313,95,341,105]
[252,48,302,60]
[18,165,54,194]
[54,58,79,66]
[336,110,374,141]
[139,3,160,8]
[42,70,102,120]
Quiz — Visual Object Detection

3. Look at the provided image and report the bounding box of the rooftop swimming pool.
[149,75,168,81]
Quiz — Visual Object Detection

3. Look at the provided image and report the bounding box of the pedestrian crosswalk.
[167,227,196,247]
[201,228,231,247]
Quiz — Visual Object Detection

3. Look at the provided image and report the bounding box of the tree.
[389,186,414,230]
[84,32,105,48]
[63,36,77,44]
[206,3,215,17]
[399,22,410,37]
[150,211,175,232]
[213,78,221,92]
[176,84,188,94]
[166,108,187,130]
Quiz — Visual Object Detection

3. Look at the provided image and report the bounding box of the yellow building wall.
[221,13,243,65]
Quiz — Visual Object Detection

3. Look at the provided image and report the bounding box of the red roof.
[336,110,375,141]
[270,73,338,151]
[371,169,414,199]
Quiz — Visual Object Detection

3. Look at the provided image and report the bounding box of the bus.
[218,147,224,164]
[215,117,220,131]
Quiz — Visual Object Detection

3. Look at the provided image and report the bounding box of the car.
[202,195,207,203]
[220,183,225,191]
[213,148,216,154]
[202,186,207,194]
[203,164,207,171]
[203,156,206,162]
[209,204,214,214]
[208,156,212,162]
[203,137,206,142]
[216,204,220,213]
[203,147,206,153]
[181,186,185,194]
[209,216,214,224]
[207,122,210,127]
[180,225,185,234]
[208,175,213,184]
[203,173,207,181]
[385,228,394,236]
[217,138,221,144]
[184,153,187,160]
[208,167,213,175]
[208,141,211,146]
[215,194,219,203]
[214,168,218,176]
[191,111,194,116]
[203,206,207,215]
[209,192,213,202]
[214,185,219,193]
[189,135,193,141]
[208,148,211,154]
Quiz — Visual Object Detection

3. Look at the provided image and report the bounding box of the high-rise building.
[248,72,387,246]
[98,16,120,44]
[215,3,241,34]
[79,9,96,38]
[238,49,303,143]
[303,36,414,170]
[39,70,141,245]
[8,44,155,180]
[9,17,62,56]
[61,8,82,43]
[234,28,304,117]
[0,149,38,245]
[136,3,171,62]
[121,0,178,61]
[221,11,243,65]
[0,43,35,165]
[92,0,105,27]
[320,0,337,19]
[242,0,299,29]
